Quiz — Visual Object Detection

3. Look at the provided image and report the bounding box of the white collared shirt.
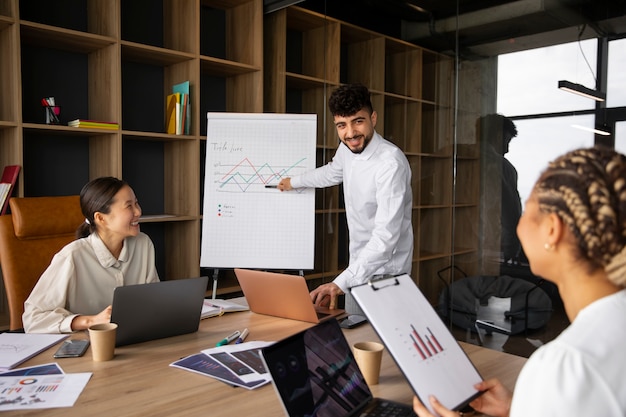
[290,132,413,291]
[23,232,159,333]
[510,290,626,416]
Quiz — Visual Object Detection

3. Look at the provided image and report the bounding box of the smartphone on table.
[339,314,368,329]
[53,339,90,358]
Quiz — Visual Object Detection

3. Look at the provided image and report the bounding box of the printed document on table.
[0,372,92,411]
[171,341,272,389]
[0,363,64,376]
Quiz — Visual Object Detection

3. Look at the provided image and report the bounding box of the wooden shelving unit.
[264,6,479,302]
[0,0,478,317]
[0,0,263,302]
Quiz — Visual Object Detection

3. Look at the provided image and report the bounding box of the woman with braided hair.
[413,146,626,417]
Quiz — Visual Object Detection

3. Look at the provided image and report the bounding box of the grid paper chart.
[201,113,316,270]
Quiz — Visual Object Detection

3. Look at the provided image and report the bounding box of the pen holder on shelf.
[44,105,61,125]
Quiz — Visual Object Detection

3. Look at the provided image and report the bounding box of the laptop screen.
[262,319,373,417]
[111,276,208,346]
[234,269,346,323]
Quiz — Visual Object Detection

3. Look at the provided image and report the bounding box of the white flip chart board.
[200,113,316,270]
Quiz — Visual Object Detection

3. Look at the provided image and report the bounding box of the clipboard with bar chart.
[350,274,484,414]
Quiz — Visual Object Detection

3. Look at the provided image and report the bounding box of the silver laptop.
[111,276,208,346]
[261,319,416,417]
[234,268,346,323]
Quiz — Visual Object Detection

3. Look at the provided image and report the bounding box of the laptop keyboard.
[361,401,416,417]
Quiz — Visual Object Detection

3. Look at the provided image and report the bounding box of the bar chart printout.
[410,325,444,361]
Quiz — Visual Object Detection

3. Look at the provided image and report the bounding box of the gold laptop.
[234,269,346,323]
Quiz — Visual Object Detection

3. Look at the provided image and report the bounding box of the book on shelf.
[1,165,20,215]
[0,184,11,214]
[68,119,119,130]
[166,94,178,134]
[166,81,190,135]
[175,93,181,135]
[180,92,188,135]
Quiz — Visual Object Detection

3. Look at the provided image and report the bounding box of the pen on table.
[205,301,220,308]
[216,330,241,347]
[265,184,278,188]
[235,328,249,344]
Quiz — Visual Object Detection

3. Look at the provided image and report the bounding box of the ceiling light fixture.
[558,80,605,102]
[406,3,429,13]
[571,124,611,136]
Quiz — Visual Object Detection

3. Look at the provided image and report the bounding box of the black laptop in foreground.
[261,319,416,417]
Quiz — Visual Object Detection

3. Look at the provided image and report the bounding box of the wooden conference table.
[5,310,527,417]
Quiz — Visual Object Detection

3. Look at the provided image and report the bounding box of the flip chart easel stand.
[212,269,219,300]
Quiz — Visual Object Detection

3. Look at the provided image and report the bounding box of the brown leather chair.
[0,196,82,331]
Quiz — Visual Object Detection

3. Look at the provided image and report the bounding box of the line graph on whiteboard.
[202,112,316,270]
[213,156,309,193]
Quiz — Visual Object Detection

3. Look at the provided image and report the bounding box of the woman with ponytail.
[413,147,626,417]
[23,177,159,333]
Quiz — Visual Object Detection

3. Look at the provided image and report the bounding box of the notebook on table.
[111,276,209,347]
[234,268,346,323]
[261,319,416,417]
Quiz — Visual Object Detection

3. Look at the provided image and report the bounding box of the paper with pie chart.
[201,113,316,270]
[350,274,484,414]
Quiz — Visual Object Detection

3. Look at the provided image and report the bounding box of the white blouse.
[510,290,626,416]
[23,232,159,333]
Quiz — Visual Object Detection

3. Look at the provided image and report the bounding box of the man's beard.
[342,134,372,154]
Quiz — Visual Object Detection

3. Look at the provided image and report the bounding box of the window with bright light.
[607,38,626,108]
[497,39,598,116]
[506,116,595,203]
[615,122,626,155]
[497,40,601,203]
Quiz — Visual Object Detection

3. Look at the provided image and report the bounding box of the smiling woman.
[77,177,143,259]
[22,177,160,334]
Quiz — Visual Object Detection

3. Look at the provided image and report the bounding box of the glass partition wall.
[289,0,625,353]
[439,2,626,356]
[447,5,626,351]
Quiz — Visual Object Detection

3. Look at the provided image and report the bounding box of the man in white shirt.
[278,84,413,309]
